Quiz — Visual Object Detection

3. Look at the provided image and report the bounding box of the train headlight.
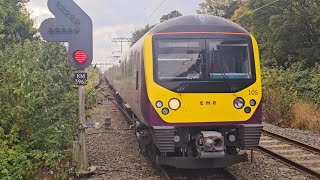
[234,97,245,109]
[174,135,181,143]
[156,101,163,108]
[168,98,181,110]
[228,134,236,142]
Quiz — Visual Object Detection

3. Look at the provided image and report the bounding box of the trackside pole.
[78,69,88,172]
[39,0,94,176]
[75,70,95,176]
[251,150,254,163]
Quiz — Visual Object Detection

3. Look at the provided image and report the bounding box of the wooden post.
[77,70,88,173]
[105,117,111,129]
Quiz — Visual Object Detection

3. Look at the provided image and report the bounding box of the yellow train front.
[106,15,263,168]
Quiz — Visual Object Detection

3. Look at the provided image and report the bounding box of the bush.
[262,63,320,132]
[0,41,77,179]
[262,67,297,126]
[85,67,101,110]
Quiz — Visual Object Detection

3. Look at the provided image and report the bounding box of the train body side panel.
[106,45,145,123]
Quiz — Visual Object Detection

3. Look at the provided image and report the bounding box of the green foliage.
[262,63,320,126]
[85,88,98,110]
[234,0,320,69]
[0,41,77,179]
[197,0,238,18]
[228,0,320,130]
[160,10,182,22]
[85,67,101,110]
[0,1,100,178]
[87,66,102,83]
[0,0,37,48]
[130,24,155,47]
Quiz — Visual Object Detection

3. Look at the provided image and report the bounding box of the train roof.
[147,15,249,35]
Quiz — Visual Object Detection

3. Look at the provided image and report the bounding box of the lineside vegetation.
[234,0,320,132]
[0,0,319,178]
[0,1,100,179]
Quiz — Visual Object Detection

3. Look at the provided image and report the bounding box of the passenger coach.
[106,15,263,168]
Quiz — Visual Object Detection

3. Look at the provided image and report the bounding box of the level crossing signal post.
[39,0,95,176]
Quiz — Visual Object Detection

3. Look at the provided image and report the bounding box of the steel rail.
[98,80,135,125]
[109,99,135,125]
[102,79,242,180]
[260,130,320,179]
[258,146,320,179]
[262,130,320,154]
[159,166,172,180]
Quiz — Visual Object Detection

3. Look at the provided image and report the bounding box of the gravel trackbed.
[79,91,319,180]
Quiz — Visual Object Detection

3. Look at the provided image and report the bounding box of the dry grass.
[263,90,320,133]
[262,89,294,127]
[89,106,108,115]
[291,101,320,133]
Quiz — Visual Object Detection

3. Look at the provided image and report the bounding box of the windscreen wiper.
[177,62,203,94]
[177,51,204,94]
[211,51,235,92]
[216,65,236,92]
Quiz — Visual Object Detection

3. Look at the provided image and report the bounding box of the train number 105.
[249,90,258,96]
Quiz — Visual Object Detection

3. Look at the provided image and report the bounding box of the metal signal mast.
[112,37,132,54]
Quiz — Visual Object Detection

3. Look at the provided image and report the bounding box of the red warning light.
[74,50,87,64]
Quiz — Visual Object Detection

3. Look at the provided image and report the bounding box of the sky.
[26,0,203,64]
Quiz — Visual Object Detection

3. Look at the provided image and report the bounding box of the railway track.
[101,79,319,179]
[160,166,239,180]
[259,129,320,179]
[100,82,241,180]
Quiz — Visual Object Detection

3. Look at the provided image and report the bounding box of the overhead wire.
[117,0,282,55]
[110,0,161,54]
[144,0,152,10]
[150,0,171,23]
[110,0,169,57]
[111,0,282,57]
[149,0,168,18]
[233,0,282,20]
[107,0,172,63]
[128,0,169,48]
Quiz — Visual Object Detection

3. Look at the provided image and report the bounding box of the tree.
[160,10,182,22]
[0,0,37,48]
[197,0,239,18]
[130,24,155,46]
[233,0,320,68]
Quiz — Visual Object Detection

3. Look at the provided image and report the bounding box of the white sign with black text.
[74,73,88,85]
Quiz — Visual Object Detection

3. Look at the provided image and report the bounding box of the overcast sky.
[27,0,203,64]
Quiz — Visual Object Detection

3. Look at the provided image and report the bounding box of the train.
[105,14,263,169]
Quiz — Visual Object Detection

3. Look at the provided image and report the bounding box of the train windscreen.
[208,40,252,80]
[155,40,204,81]
[154,39,253,81]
